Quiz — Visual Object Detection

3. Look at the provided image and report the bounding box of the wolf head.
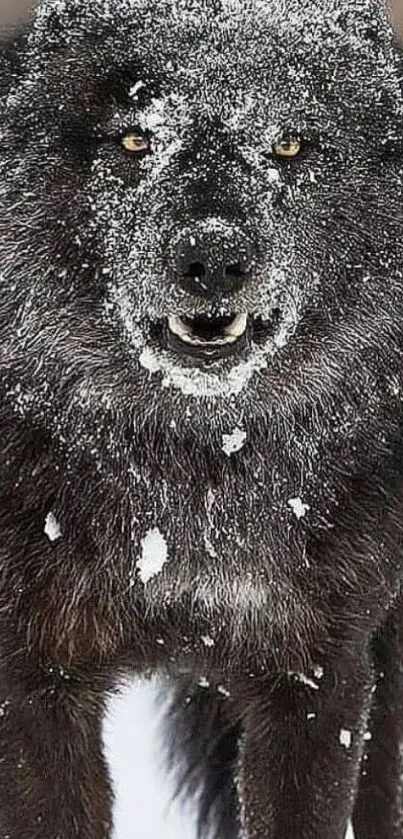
[1,0,403,454]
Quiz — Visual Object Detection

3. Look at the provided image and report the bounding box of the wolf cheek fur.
[1,0,403,837]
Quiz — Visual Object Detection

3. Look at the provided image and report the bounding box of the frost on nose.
[173,218,252,297]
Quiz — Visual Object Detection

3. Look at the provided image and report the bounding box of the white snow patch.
[267,167,281,183]
[288,497,310,519]
[137,527,168,585]
[44,511,62,542]
[139,343,270,397]
[314,664,324,680]
[0,701,10,718]
[198,677,210,688]
[289,672,319,690]
[339,728,352,749]
[222,427,247,456]
[345,822,355,839]
[217,685,231,698]
[201,635,215,647]
[204,532,218,558]
[129,80,146,99]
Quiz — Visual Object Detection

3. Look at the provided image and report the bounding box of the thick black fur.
[2,1,403,837]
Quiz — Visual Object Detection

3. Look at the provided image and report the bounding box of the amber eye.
[273,138,302,159]
[121,132,150,153]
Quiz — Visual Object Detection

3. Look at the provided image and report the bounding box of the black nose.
[174,222,252,297]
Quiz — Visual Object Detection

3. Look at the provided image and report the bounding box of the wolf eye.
[273,139,302,159]
[121,132,150,153]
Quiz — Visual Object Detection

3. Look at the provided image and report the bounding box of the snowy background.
[104,678,198,838]
[103,677,355,839]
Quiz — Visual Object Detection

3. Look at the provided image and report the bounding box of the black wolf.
[0,0,403,837]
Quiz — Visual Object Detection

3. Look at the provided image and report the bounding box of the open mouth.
[169,312,247,344]
[168,311,247,359]
[148,311,280,361]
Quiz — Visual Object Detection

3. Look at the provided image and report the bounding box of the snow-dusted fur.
[1,0,403,837]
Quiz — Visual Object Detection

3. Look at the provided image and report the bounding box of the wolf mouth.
[147,312,281,362]
[168,312,248,346]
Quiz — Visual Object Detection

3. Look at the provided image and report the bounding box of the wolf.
[0,0,403,837]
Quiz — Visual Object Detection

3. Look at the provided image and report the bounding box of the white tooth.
[168,314,192,341]
[168,313,247,346]
[224,313,248,338]
[168,315,214,345]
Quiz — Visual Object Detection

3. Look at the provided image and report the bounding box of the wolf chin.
[0,0,403,837]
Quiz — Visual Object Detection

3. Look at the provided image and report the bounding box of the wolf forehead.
[32,0,389,38]
[30,0,393,80]
[25,0,398,138]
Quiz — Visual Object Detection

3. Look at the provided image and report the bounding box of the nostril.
[223,263,244,280]
[174,229,252,297]
[185,261,207,279]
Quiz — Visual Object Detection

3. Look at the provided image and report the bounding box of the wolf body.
[0,0,403,837]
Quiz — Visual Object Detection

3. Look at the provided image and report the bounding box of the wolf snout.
[173,219,253,298]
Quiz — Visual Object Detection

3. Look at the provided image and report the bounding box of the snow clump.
[137,527,168,584]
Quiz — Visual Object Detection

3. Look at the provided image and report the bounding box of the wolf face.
[1,0,403,451]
